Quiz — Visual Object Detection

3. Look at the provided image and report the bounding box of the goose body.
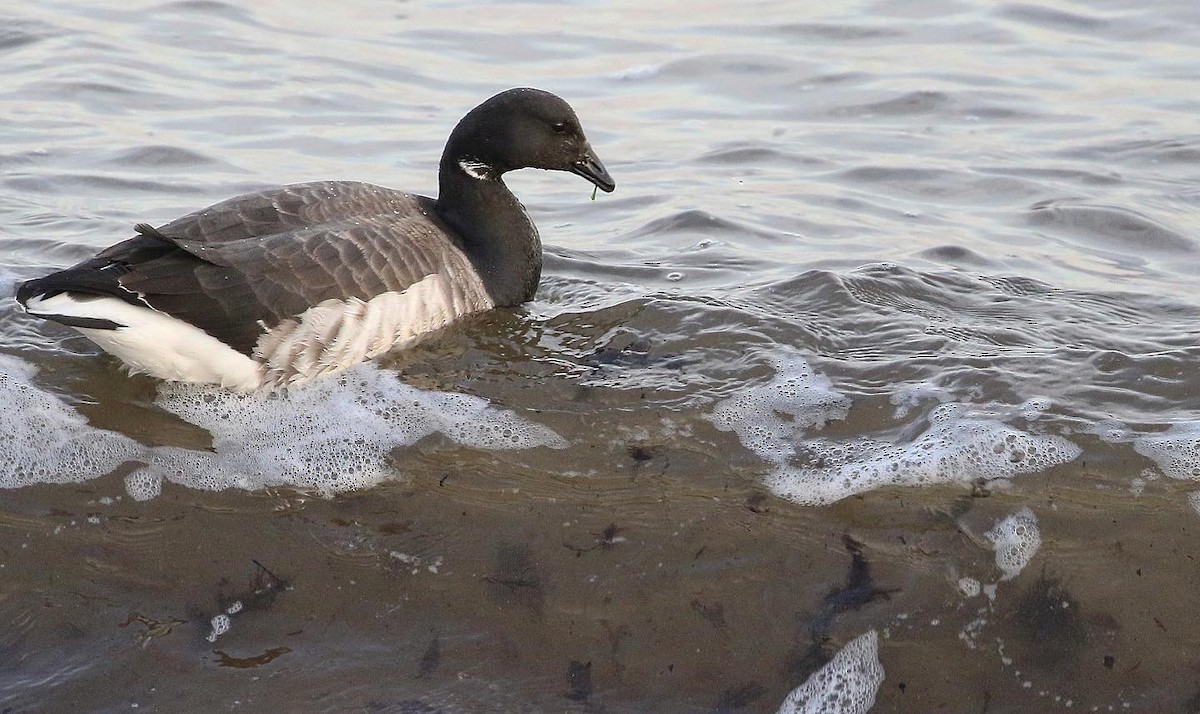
[16,88,615,390]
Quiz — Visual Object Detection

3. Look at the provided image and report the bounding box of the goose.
[16,88,615,390]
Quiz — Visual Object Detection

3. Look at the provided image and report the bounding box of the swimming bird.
[16,88,615,390]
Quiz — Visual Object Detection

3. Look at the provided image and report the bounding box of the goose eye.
[552,121,569,134]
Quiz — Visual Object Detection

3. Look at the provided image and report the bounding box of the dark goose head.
[435,88,615,305]
[439,87,615,194]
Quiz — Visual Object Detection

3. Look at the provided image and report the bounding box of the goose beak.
[570,146,616,193]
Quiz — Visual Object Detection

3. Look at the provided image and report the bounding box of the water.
[2,0,1199,711]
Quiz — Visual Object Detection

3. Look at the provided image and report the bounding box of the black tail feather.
[134,223,173,242]
[16,265,142,309]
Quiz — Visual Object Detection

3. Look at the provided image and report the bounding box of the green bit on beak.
[591,185,598,201]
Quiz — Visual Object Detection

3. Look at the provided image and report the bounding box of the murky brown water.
[3,0,1200,711]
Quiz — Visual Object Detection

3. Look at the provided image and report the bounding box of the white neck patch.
[458,158,492,180]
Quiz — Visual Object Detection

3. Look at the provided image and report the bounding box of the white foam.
[711,354,1081,505]
[1088,420,1133,444]
[1019,397,1052,420]
[775,630,884,714]
[1189,491,1200,517]
[124,468,163,501]
[206,614,231,643]
[707,349,850,469]
[890,382,952,419]
[1133,422,1200,481]
[769,408,1081,505]
[143,362,566,496]
[0,355,563,498]
[0,353,139,487]
[985,507,1041,581]
[958,577,982,598]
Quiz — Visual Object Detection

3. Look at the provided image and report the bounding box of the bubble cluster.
[206,614,231,643]
[0,356,563,498]
[709,351,1080,505]
[1133,422,1200,481]
[0,354,139,487]
[708,349,850,467]
[144,363,566,495]
[1019,397,1052,420]
[124,468,163,501]
[770,416,1081,506]
[890,382,952,419]
[775,630,883,714]
[985,507,1041,581]
[1088,420,1133,444]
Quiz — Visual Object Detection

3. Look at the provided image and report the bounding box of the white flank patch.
[23,264,493,391]
[458,158,492,180]
[776,630,884,714]
[254,272,492,389]
[23,292,263,390]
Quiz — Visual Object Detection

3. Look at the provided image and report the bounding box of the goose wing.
[23,181,477,356]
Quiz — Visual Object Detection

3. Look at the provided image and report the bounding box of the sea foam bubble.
[776,629,884,714]
[773,409,1082,505]
[1133,422,1200,481]
[985,507,1041,581]
[707,349,850,469]
[143,362,567,495]
[0,353,140,487]
[711,353,1081,505]
[0,356,564,497]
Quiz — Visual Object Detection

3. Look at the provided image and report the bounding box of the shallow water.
[2,0,1200,711]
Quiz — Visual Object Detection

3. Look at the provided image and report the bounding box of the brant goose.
[16,88,615,390]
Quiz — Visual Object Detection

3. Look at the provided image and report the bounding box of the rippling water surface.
[3,0,1200,711]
